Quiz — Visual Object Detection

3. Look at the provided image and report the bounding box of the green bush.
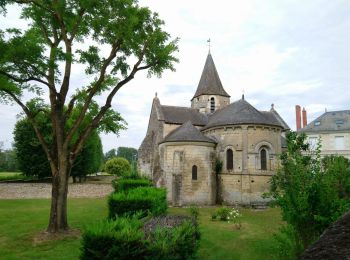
[81,215,200,260]
[268,132,350,253]
[273,224,304,260]
[108,187,167,219]
[80,215,146,259]
[147,220,200,259]
[104,157,131,177]
[112,178,152,193]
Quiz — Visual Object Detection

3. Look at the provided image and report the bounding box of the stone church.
[138,53,289,206]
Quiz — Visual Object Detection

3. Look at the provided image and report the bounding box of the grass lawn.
[0,199,283,259]
[0,172,32,181]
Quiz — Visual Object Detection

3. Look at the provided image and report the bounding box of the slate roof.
[161,121,216,144]
[203,98,284,130]
[192,53,230,100]
[299,110,350,133]
[301,209,350,259]
[161,105,208,126]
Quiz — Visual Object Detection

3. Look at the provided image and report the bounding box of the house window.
[260,148,267,170]
[308,137,318,150]
[226,149,233,170]
[335,136,345,150]
[210,97,215,113]
[192,165,197,180]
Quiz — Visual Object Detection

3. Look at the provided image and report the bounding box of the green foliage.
[13,115,51,178]
[81,215,199,260]
[0,0,177,231]
[108,187,167,218]
[211,206,242,229]
[112,178,152,193]
[117,146,138,163]
[104,149,117,162]
[147,220,200,260]
[104,157,131,177]
[13,116,103,179]
[189,206,200,222]
[273,224,304,260]
[81,215,145,260]
[0,143,18,172]
[71,130,103,181]
[268,131,350,254]
[0,200,283,259]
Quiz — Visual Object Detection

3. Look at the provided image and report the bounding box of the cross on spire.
[207,38,211,53]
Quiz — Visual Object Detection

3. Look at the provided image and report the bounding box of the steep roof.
[299,110,350,133]
[203,98,284,130]
[161,121,216,144]
[192,53,230,100]
[161,105,208,126]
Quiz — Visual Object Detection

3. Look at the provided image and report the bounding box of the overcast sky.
[1,0,350,152]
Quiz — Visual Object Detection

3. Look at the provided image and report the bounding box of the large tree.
[13,114,104,181]
[0,0,178,233]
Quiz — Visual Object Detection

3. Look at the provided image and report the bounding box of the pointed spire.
[192,53,230,100]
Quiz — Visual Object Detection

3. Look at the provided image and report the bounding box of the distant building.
[297,107,350,159]
[138,52,289,206]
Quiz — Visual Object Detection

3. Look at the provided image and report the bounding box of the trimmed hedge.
[112,178,152,193]
[80,216,146,259]
[108,187,167,218]
[81,215,200,260]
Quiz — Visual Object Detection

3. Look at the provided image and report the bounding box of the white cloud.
[1,1,350,152]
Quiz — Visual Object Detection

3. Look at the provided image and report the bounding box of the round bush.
[104,157,131,177]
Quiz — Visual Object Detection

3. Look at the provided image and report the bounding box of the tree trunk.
[47,163,70,233]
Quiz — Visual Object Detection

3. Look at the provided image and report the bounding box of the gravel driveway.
[0,183,113,199]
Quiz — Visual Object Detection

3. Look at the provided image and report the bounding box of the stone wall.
[138,97,164,181]
[160,142,216,206]
[218,173,273,205]
[203,125,282,174]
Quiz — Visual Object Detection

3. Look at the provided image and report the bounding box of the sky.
[1,0,350,152]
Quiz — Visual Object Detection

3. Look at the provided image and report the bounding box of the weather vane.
[207,38,211,53]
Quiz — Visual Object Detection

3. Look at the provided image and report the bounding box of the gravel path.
[0,183,113,199]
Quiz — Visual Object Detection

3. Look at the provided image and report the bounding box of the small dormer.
[191,53,230,114]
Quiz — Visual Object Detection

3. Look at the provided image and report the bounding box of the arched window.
[210,97,215,113]
[260,148,267,170]
[226,149,233,170]
[192,165,197,180]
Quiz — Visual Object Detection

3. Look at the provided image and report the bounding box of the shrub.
[108,187,167,218]
[104,157,131,177]
[81,215,146,260]
[273,224,304,260]
[147,219,200,259]
[81,215,200,260]
[112,178,152,193]
[212,206,242,229]
[268,132,350,250]
[189,206,200,221]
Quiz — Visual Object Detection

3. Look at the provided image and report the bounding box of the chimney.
[295,105,301,130]
[302,107,307,128]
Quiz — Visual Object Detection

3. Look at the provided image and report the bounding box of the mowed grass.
[169,207,283,260]
[0,199,283,259]
[0,172,32,181]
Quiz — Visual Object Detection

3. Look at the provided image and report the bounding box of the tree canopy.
[269,131,350,258]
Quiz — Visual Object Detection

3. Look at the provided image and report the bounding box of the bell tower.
[191,53,230,114]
